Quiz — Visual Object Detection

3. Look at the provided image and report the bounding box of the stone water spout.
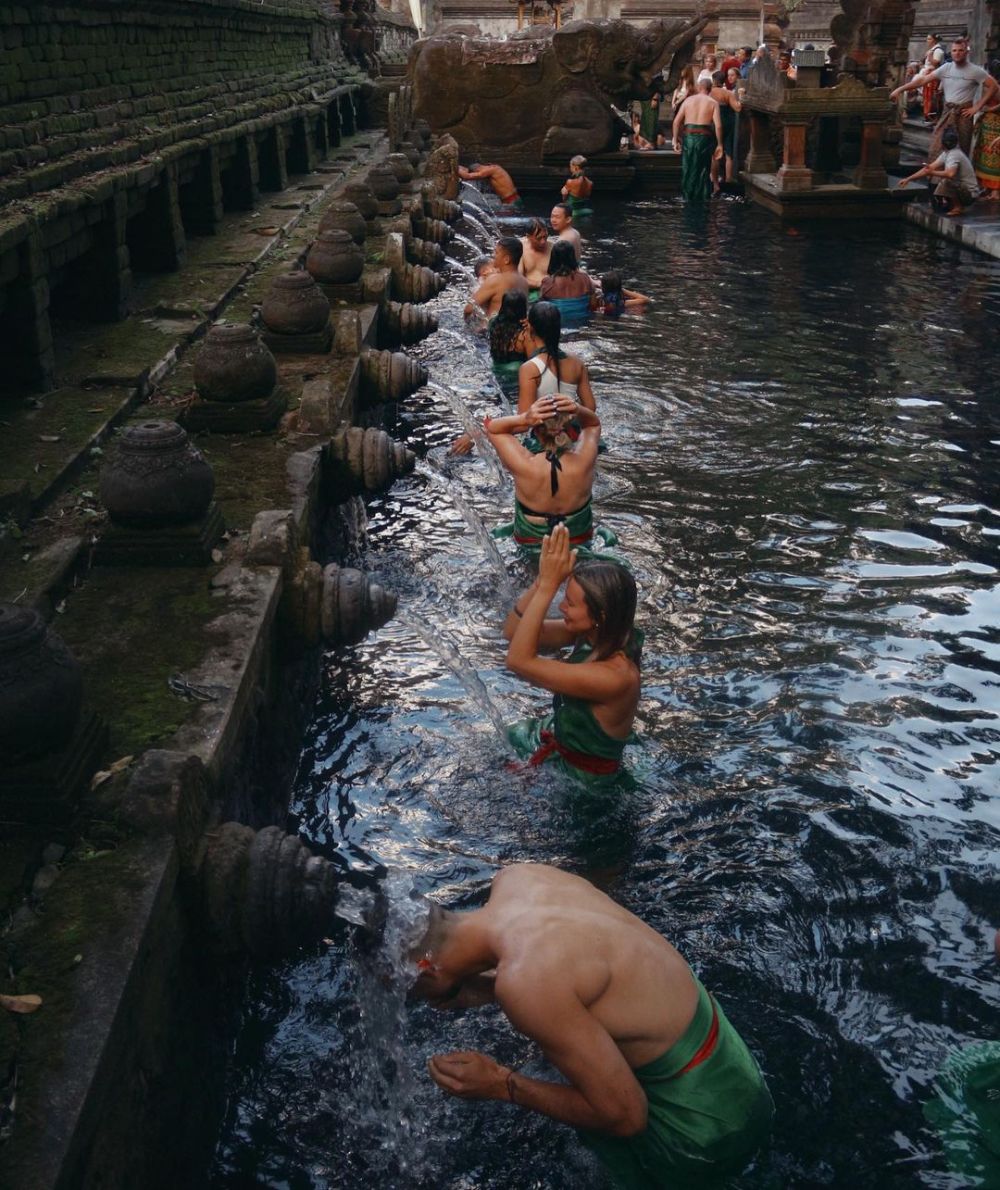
[200,823,340,958]
[424,196,461,224]
[285,550,398,648]
[328,426,415,495]
[385,231,445,303]
[412,213,452,245]
[380,300,438,347]
[406,236,445,270]
[360,348,429,403]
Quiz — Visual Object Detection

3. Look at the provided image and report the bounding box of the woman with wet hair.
[518,300,595,416]
[502,524,641,781]
[561,154,594,216]
[488,289,530,395]
[485,393,601,554]
[538,239,598,323]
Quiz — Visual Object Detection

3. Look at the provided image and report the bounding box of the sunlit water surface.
[212,198,1000,1189]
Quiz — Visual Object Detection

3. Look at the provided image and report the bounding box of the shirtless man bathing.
[519,218,552,299]
[464,236,530,320]
[412,863,773,1188]
[459,161,524,210]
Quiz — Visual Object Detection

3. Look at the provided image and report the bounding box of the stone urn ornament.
[193,322,278,404]
[306,229,365,287]
[318,200,367,244]
[0,603,82,766]
[100,420,215,529]
[342,180,379,220]
[261,272,330,336]
[387,152,415,184]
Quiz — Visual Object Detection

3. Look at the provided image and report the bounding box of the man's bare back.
[459,162,518,202]
[488,866,696,1067]
[677,91,719,128]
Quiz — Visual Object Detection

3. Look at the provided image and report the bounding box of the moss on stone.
[55,566,221,758]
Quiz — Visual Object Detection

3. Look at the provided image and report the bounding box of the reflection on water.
[213,200,1000,1188]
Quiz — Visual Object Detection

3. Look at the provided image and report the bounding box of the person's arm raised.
[506,527,631,702]
[502,576,576,649]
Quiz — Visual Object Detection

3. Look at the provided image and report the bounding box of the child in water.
[560,155,594,215]
[465,257,497,333]
[598,270,651,315]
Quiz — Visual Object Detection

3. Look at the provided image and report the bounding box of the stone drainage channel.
[0,111,468,1189]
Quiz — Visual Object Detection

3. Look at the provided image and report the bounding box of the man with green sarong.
[412,863,773,1189]
[672,78,723,203]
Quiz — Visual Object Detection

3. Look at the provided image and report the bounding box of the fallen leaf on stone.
[251,226,280,236]
[0,994,41,1015]
[109,755,133,774]
[89,770,112,790]
[38,435,61,443]
[87,408,106,413]
[211,548,223,563]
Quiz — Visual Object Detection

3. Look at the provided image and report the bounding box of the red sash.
[513,528,593,547]
[672,996,720,1078]
[527,729,620,775]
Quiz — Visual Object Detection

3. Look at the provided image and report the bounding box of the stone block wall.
[0,0,372,392]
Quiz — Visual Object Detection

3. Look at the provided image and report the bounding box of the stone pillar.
[4,231,55,392]
[130,166,186,272]
[776,121,814,192]
[286,117,315,176]
[259,125,289,193]
[179,146,223,235]
[327,101,342,148]
[340,91,357,136]
[745,110,778,173]
[854,119,889,189]
[313,112,330,161]
[221,136,259,212]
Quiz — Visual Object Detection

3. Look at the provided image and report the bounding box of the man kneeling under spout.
[409,862,773,1189]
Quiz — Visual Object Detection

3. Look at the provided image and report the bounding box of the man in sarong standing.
[672,78,723,203]
[891,39,999,160]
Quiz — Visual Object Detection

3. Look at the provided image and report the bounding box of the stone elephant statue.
[408,16,708,164]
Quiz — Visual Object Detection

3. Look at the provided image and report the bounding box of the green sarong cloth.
[528,287,541,303]
[639,100,659,145]
[566,193,593,217]
[492,498,618,559]
[579,978,773,1189]
[681,125,715,203]
[507,637,640,787]
[924,1042,1000,1186]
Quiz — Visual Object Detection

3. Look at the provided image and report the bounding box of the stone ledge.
[905,199,1000,261]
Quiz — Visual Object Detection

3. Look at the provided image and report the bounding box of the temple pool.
[212,198,1000,1189]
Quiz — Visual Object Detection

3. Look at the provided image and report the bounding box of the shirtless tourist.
[465,236,530,319]
[672,78,723,203]
[519,218,552,298]
[458,162,523,210]
[413,862,774,1188]
[549,203,582,260]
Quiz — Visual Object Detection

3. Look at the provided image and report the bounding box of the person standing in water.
[672,78,724,202]
[465,237,530,320]
[549,202,582,260]
[517,300,596,417]
[458,161,524,211]
[519,218,553,300]
[413,861,774,1187]
[561,155,594,215]
[502,525,639,780]
[485,398,601,553]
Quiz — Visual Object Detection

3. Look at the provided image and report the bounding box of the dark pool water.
[212,198,1000,1189]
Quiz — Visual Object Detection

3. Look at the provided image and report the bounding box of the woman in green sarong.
[486,393,601,555]
[502,524,641,784]
[560,154,594,216]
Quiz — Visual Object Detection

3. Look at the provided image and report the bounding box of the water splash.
[339,872,436,1183]
[399,609,512,742]
[444,254,477,284]
[460,206,497,248]
[428,379,509,486]
[451,230,489,259]
[417,460,516,607]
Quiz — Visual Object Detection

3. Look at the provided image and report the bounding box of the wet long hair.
[489,290,527,362]
[527,300,562,387]
[527,216,548,240]
[547,238,578,278]
[573,561,640,665]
